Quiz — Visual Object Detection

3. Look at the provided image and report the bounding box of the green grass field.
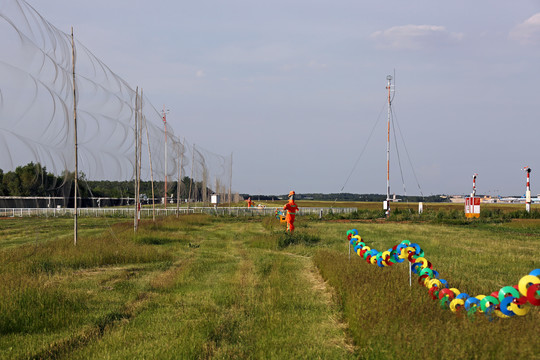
[0,207,539,359]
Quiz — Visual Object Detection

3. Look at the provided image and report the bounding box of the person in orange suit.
[283,191,299,233]
[246,197,253,207]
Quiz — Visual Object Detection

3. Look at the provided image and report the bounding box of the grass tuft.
[277,232,321,248]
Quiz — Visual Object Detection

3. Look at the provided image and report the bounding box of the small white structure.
[465,197,480,218]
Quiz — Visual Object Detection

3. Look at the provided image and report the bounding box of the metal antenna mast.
[385,74,394,216]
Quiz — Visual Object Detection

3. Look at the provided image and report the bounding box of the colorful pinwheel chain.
[346,229,540,319]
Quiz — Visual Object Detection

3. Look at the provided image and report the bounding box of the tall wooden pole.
[137,89,143,223]
[162,107,168,209]
[71,27,78,246]
[178,138,185,215]
[188,144,194,210]
[176,142,181,217]
[228,152,232,208]
[134,87,139,232]
[144,110,156,221]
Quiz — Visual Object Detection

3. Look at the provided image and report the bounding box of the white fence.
[0,207,358,218]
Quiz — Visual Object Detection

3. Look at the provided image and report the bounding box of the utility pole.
[137,89,143,224]
[188,144,194,210]
[71,27,78,245]
[144,110,156,222]
[176,142,184,217]
[524,166,532,213]
[229,152,233,209]
[134,87,139,232]
[162,107,169,209]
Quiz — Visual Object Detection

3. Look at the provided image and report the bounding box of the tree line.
[240,193,450,203]
[0,162,211,201]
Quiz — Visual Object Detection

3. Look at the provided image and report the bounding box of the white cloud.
[370,25,464,50]
[307,61,327,70]
[509,13,540,45]
[196,70,206,77]
[280,63,298,72]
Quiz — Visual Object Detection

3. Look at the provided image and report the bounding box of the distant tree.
[2,171,21,196]
[168,176,195,200]
[15,162,47,196]
[0,169,4,195]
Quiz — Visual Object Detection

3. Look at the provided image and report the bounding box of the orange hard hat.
[288,191,295,196]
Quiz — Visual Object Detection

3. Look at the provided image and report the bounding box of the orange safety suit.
[283,199,298,233]
[246,197,253,207]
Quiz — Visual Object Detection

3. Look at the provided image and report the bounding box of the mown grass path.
[67,221,355,359]
[0,218,355,359]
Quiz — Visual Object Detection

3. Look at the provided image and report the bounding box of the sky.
[21,0,540,196]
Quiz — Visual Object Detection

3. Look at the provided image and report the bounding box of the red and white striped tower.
[524,166,531,213]
[471,173,478,197]
[465,173,480,218]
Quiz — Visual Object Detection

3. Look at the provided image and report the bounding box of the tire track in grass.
[28,291,153,360]
[149,255,195,291]
[201,242,257,358]
[28,255,195,359]
[283,251,358,356]
[301,256,358,354]
[63,225,247,359]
